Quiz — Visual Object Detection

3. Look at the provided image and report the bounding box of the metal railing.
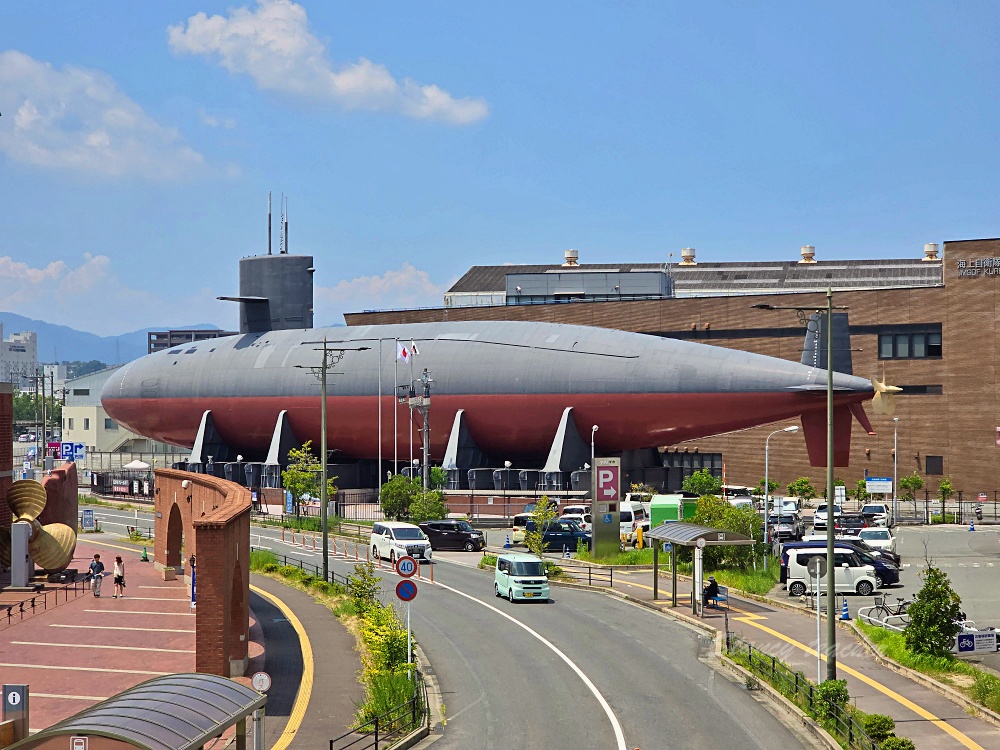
[725,633,879,750]
[249,550,353,588]
[250,513,372,540]
[1,573,94,630]
[329,672,428,750]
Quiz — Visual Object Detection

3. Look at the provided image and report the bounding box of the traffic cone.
[840,596,850,621]
[970,520,975,532]
[504,534,512,549]
[140,547,149,562]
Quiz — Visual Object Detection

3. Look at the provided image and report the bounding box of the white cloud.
[0,254,225,336]
[199,109,237,129]
[168,0,489,125]
[0,50,207,179]
[315,263,445,322]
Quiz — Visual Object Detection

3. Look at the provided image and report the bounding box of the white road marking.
[50,624,194,634]
[433,580,627,750]
[84,609,194,616]
[0,662,171,676]
[32,693,107,701]
[12,641,193,654]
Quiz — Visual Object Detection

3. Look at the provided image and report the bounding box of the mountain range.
[0,312,225,365]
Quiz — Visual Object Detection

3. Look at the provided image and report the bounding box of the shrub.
[379,475,420,520]
[813,679,849,720]
[861,714,896,743]
[904,564,962,657]
[359,602,409,673]
[879,737,916,750]
[347,562,382,615]
[478,554,498,570]
[410,489,448,524]
[262,563,279,573]
[971,671,1000,713]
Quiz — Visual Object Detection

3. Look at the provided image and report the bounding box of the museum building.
[346,239,1000,505]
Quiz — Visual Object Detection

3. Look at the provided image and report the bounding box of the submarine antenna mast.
[267,191,272,254]
[420,368,432,491]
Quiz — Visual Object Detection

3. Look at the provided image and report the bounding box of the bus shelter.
[644,522,755,616]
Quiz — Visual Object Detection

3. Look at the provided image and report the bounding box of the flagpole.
[377,338,383,491]
[409,346,414,468]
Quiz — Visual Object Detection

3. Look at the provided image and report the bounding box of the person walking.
[112,555,126,598]
[89,554,105,597]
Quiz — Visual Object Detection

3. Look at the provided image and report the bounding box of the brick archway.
[154,469,251,677]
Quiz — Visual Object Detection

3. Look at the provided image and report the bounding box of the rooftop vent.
[923,243,940,261]
[679,247,697,266]
[799,245,817,264]
[563,248,580,267]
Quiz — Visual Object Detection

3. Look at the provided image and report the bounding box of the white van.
[785,547,877,597]
[620,500,650,545]
[370,521,433,563]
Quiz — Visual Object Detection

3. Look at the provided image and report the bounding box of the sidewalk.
[598,565,1000,750]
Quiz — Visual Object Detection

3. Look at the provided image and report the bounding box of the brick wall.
[154,469,252,677]
[346,272,1000,498]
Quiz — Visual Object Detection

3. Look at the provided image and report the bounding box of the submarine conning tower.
[219,254,315,334]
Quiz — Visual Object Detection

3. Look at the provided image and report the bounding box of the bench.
[707,585,729,610]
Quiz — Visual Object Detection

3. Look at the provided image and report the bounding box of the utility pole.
[419,369,432,492]
[824,288,837,682]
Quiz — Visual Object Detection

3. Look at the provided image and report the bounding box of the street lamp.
[295,338,370,582]
[590,425,599,497]
[893,417,900,523]
[764,425,800,564]
[504,460,511,520]
[752,289,845,681]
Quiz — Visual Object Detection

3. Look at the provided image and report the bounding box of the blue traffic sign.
[396,579,418,602]
[603,513,613,524]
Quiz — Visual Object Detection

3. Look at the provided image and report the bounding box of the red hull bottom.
[105,391,866,465]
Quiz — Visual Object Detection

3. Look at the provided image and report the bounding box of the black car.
[418,520,486,551]
[838,514,869,533]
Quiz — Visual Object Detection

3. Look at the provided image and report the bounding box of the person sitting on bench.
[703,575,720,607]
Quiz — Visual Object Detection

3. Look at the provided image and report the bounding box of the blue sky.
[2,2,1000,336]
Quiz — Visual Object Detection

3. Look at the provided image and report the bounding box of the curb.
[392,642,437,750]
[848,623,1000,729]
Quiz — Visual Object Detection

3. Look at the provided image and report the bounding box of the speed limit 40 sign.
[395,555,417,578]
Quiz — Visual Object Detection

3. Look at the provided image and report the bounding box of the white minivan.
[370,521,433,563]
[620,500,649,545]
[785,546,877,597]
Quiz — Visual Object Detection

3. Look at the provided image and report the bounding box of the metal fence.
[725,632,879,750]
[329,672,428,750]
[2,573,94,630]
[250,550,355,588]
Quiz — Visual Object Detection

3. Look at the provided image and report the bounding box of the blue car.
[524,519,591,552]
[780,540,900,588]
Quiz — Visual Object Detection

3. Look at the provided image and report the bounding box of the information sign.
[956,631,998,655]
[251,672,272,692]
[285,490,293,514]
[395,579,418,602]
[395,555,417,578]
[866,477,893,495]
[82,508,96,532]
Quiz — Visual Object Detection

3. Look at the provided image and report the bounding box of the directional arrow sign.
[597,464,620,502]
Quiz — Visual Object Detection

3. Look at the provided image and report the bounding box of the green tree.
[379,475,420,521]
[861,715,896,744]
[347,562,382,616]
[281,441,337,515]
[938,477,955,522]
[904,563,963,657]
[429,466,448,490]
[629,482,656,502]
[754,478,779,499]
[691,494,762,569]
[682,469,722,497]
[853,479,870,505]
[524,496,559,559]
[410,489,449,523]
[898,472,924,503]
[786,477,817,503]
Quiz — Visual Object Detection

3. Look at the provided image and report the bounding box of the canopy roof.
[12,674,265,750]
[122,460,151,469]
[645,522,755,547]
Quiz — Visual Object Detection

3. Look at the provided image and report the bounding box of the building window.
[68,418,74,430]
[104,418,118,430]
[84,418,90,431]
[878,330,942,359]
[925,455,944,475]
[73,388,90,396]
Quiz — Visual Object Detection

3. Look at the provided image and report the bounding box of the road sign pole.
[407,600,412,681]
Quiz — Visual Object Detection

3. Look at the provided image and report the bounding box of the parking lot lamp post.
[764,425,800,566]
[591,425,598,554]
[893,417,899,523]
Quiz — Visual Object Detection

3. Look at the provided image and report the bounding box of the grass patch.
[478,554,497,570]
[80,496,139,511]
[575,547,655,566]
[857,621,1000,714]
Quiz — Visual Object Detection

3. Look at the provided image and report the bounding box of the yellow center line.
[734,616,984,750]
[250,584,314,750]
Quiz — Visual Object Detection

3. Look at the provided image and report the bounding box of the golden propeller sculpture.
[0,479,78,572]
[870,375,903,416]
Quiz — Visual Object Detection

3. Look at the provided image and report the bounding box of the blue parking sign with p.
[61,442,74,460]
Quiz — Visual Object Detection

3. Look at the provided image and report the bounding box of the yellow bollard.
[637,526,644,550]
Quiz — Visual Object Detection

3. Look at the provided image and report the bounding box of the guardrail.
[725,632,879,750]
[1,573,93,630]
[249,549,353,587]
[329,672,428,750]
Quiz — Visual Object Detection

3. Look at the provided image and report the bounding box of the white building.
[0,324,38,389]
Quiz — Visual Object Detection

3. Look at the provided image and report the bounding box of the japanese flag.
[396,341,410,363]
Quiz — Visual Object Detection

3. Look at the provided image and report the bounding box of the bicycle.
[868,593,914,624]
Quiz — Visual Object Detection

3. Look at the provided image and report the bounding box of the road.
[84,505,818,749]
